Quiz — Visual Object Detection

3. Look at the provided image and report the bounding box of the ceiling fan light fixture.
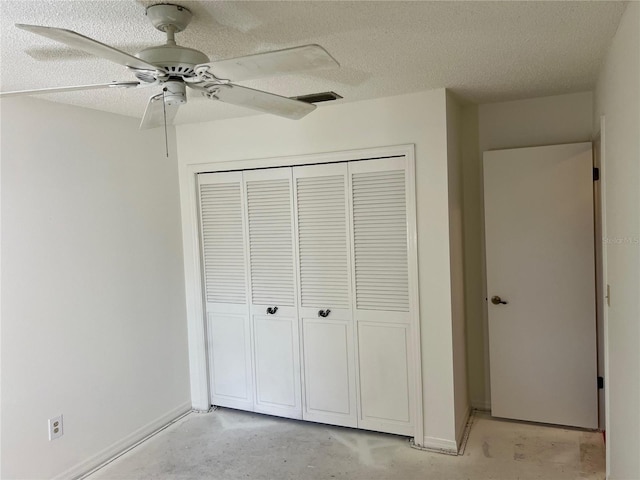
[163,80,186,105]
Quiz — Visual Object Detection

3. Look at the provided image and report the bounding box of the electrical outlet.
[48,415,63,441]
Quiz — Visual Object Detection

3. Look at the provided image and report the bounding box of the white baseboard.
[415,436,459,455]
[54,401,192,480]
[412,406,472,457]
[456,407,474,455]
[456,405,472,448]
[470,399,491,411]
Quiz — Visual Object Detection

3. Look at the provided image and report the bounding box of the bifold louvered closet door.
[243,168,301,419]
[197,155,416,437]
[198,172,253,412]
[350,158,415,436]
[293,163,357,428]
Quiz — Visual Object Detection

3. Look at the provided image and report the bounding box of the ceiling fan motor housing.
[134,3,209,82]
[134,44,209,80]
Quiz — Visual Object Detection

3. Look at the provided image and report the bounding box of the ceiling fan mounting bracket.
[146,4,193,33]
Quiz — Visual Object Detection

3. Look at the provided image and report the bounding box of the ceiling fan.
[0,3,340,129]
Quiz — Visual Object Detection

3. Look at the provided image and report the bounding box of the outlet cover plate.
[48,415,63,441]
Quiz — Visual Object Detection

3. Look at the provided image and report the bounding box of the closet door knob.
[266,306,279,315]
[318,309,331,318]
[491,296,508,305]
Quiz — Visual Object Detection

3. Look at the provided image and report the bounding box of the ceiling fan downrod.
[164,25,177,46]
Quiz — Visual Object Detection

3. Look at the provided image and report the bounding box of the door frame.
[595,116,610,476]
[179,143,424,443]
[593,125,607,433]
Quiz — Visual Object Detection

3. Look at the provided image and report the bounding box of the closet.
[197,154,418,437]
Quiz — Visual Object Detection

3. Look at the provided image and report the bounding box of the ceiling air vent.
[293,92,343,104]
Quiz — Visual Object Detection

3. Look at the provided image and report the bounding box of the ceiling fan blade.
[140,94,179,130]
[196,44,339,82]
[0,81,141,98]
[16,24,159,71]
[210,84,316,120]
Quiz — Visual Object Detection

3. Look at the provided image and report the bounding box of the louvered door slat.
[246,177,295,307]
[296,174,350,308]
[352,169,409,313]
[199,181,247,305]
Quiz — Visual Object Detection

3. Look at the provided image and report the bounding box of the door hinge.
[593,167,600,181]
[598,376,604,389]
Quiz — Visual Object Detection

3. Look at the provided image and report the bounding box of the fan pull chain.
[162,87,169,158]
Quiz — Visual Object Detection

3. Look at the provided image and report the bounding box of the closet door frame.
[181,144,423,444]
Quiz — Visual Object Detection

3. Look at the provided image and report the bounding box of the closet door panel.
[302,319,354,421]
[244,168,301,419]
[198,172,253,411]
[352,167,409,313]
[295,166,351,311]
[207,312,251,401]
[293,163,357,427]
[253,314,300,416]
[357,322,412,435]
[349,158,416,435]
[245,169,297,308]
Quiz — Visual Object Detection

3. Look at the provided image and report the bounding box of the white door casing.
[484,142,598,429]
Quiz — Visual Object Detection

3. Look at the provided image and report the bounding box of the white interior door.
[293,163,357,427]
[198,172,253,411]
[243,168,301,419]
[484,142,598,429]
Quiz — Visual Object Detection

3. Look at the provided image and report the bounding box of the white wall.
[478,92,594,152]
[593,3,640,478]
[177,89,464,449]
[0,97,191,479]
[462,91,594,409]
[460,104,486,409]
[446,92,470,442]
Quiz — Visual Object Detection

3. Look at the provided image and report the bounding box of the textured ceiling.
[0,0,628,125]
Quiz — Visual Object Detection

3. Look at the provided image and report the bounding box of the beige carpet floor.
[87,408,605,479]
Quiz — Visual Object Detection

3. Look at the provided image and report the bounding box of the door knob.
[266,306,278,315]
[491,296,508,305]
[318,309,331,318]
